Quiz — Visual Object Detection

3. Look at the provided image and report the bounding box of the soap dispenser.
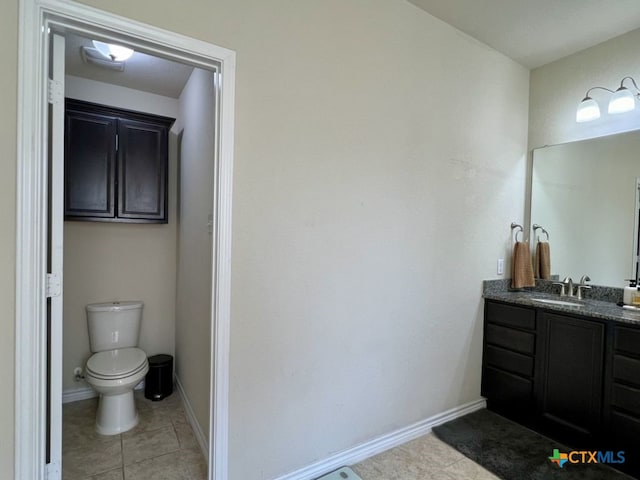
[624,279,640,306]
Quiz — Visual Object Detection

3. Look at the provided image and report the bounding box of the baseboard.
[175,373,209,461]
[62,386,96,404]
[62,380,145,404]
[272,398,487,480]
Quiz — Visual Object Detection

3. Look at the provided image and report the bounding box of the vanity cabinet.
[483,300,606,440]
[64,99,174,223]
[483,299,640,477]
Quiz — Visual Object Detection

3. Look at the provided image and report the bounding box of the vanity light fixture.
[92,40,134,62]
[576,92,605,123]
[577,76,640,123]
[608,77,639,114]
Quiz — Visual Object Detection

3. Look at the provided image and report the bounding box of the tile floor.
[62,390,207,480]
[64,395,493,480]
[352,432,500,480]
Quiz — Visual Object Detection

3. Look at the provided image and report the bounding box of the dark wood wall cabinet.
[482,300,640,477]
[64,99,175,223]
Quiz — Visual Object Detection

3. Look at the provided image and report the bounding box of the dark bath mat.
[432,409,634,480]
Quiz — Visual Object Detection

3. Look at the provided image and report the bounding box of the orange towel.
[511,241,535,289]
[535,241,551,280]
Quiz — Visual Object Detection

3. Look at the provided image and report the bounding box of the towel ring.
[511,222,524,242]
[532,224,549,241]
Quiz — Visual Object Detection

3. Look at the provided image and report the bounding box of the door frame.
[633,178,640,281]
[47,32,66,479]
[16,1,235,479]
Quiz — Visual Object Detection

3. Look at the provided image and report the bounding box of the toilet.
[84,301,149,435]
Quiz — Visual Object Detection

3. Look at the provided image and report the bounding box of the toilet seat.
[86,347,147,379]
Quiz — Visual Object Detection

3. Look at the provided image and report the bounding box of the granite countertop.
[483,279,640,326]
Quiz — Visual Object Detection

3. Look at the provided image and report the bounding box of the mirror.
[531,130,640,288]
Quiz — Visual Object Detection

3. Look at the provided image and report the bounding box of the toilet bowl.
[85,301,147,435]
[85,347,149,435]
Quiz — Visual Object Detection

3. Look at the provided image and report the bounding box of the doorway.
[16,2,235,479]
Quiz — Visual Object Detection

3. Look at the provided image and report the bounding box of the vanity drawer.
[610,410,640,446]
[612,383,640,417]
[485,323,535,355]
[613,354,640,387]
[482,366,533,403]
[615,326,640,357]
[486,301,535,331]
[609,411,640,478]
[484,344,534,377]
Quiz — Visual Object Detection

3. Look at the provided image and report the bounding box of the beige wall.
[223,3,528,478]
[63,77,179,391]
[0,0,17,476]
[174,67,215,439]
[5,1,531,478]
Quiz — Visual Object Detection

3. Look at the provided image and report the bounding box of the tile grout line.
[121,423,183,468]
[172,420,182,450]
[120,432,125,480]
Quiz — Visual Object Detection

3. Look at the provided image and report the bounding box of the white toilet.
[85,301,149,435]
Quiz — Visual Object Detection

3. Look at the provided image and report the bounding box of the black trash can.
[145,354,173,401]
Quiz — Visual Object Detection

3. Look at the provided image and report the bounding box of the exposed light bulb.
[92,40,134,62]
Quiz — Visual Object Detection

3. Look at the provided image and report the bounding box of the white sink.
[531,298,583,307]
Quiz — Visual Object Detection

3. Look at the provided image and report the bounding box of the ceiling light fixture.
[577,76,640,123]
[92,40,134,62]
[81,47,126,72]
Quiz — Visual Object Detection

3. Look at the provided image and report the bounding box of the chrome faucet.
[577,275,591,300]
[563,277,574,297]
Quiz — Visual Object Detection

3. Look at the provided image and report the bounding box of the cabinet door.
[64,109,117,218]
[117,118,168,222]
[539,312,605,442]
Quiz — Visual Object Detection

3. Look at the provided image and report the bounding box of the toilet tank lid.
[86,301,144,312]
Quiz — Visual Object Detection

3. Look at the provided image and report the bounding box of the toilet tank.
[86,301,144,353]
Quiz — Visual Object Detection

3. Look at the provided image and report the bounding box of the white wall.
[225,3,528,477]
[174,68,215,439]
[63,76,180,391]
[4,1,531,478]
